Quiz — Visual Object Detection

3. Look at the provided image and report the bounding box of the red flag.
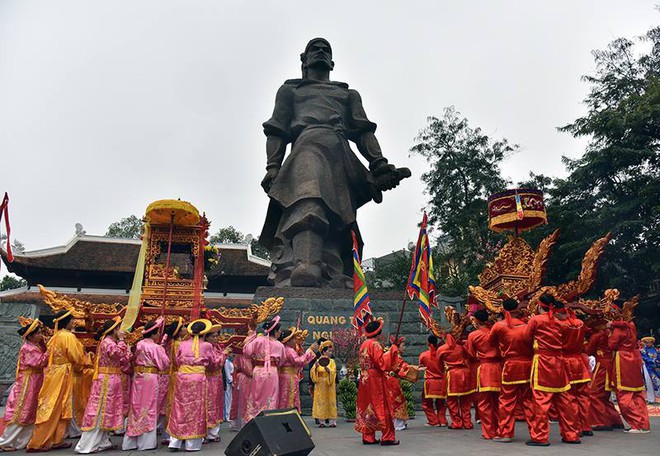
[0,192,13,267]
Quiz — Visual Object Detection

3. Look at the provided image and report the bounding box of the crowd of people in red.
[355,294,651,447]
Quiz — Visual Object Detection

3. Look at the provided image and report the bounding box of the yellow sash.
[179,365,205,374]
[134,366,160,374]
[97,367,123,375]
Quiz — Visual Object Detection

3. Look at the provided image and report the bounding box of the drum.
[399,365,420,383]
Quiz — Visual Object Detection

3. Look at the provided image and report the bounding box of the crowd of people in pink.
[0,313,323,453]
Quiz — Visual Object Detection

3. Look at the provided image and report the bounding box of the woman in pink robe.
[243,317,287,422]
[122,320,170,451]
[167,319,221,452]
[120,360,133,430]
[160,317,185,443]
[277,328,317,411]
[75,317,131,454]
[229,335,255,431]
[205,326,228,442]
[0,320,48,451]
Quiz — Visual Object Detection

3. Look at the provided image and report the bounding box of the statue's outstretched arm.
[349,90,411,191]
[356,132,388,170]
[356,132,411,192]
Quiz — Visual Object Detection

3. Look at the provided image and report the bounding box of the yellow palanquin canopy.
[488,188,546,233]
[145,199,200,226]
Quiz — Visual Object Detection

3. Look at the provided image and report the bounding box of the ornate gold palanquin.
[467,189,556,314]
[36,199,281,349]
[422,188,621,336]
[140,225,205,316]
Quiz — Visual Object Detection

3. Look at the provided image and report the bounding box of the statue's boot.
[290,230,323,287]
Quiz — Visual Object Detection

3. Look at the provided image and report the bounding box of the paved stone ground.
[9,415,652,456]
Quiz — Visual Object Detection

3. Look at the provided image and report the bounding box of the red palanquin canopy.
[488,188,546,233]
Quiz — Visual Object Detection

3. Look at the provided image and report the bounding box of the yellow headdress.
[48,309,74,366]
[94,316,122,380]
[320,340,334,352]
[22,319,41,340]
[53,309,73,332]
[102,316,122,337]
[281,326,297,344]
[188,319,213,357]
[16,318,42,377]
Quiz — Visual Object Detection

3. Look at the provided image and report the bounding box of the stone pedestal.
[253,287,464,414]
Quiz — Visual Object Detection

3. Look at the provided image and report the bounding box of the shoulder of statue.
[286,78,350,89]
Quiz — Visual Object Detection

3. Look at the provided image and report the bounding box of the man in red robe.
[488,298,535,443]
[524,294,581,446]
[436,333,474,430]
[418,335,447,427]
[562,308,593,436]
[585,322,624,430]
[355,319,399,446]
[465,309,502,440]
[386,337,410,431]
[608,301,651,434]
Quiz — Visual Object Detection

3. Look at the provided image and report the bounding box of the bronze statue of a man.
[259,38,410,288]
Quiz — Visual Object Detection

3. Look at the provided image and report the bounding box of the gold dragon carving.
[38,284,123,330]
[527,233,611,314]
[467,230,560,314]
[443,305,470,340]
[207,296,284,324]
[251,296,285,324]
[293,329,309,347]
[527,229,560,292]
[478,236,536,287]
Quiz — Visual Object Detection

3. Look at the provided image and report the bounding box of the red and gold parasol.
[488,188,546,234]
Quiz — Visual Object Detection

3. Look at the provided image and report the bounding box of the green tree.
[367,249,411,290]
[0,236,25,254]
[1,275,27,291]
[410,107,513,295]
[209,226,270,260]
[540,26,660,296]
[106,215,143,239]
[209,226,245,244]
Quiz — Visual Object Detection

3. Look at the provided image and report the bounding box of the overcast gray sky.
[0,0,657,265]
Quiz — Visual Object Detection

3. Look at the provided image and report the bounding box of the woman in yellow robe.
[70,351,95,439]
[310,341,337,427]
[26,309,86,452]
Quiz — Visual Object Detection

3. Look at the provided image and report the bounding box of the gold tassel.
[192,335,200,358]
[47,330,58,366]
[14,354,21,380]
[92,336,104,380]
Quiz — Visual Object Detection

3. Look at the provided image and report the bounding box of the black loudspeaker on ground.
[225,408,315,456]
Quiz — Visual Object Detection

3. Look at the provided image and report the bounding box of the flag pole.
[394,289,408,342]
